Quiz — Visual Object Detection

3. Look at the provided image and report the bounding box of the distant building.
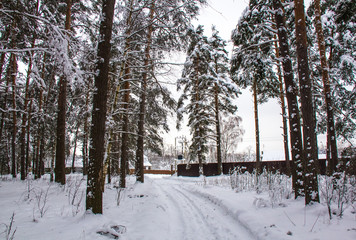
[144,155,152,170]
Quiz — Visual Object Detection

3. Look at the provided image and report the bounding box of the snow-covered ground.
[0,174,355,240]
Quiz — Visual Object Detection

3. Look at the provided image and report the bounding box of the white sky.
[163,0,325,160]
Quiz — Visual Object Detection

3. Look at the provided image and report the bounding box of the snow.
[144,155,152,167]
[0,174,355,240]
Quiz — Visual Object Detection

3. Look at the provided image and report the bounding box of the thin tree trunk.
[253,78,261,174]
[50,137,55,182]
[272,0,304,198]
[55,0,72,185]
[39,128,45,177]
[71,121,80,173]
[136,0,155,183]
[194,55,203,174]
[86,0,116,214]
[20,42,35,180]
[314,0,338,174]
[214,82,222,175]
[26,98,32,173]
[10,54,18,178]
[294,0,319,204]
[0,75,10,145]
[120,0,134,188]
[274,38,291,176]
[19,0,40,180]
[0,51,6,81]
[82,89,90,175]
[120,65,131,188]
[104,61,124,185]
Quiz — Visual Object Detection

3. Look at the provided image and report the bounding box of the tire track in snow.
[154,178,256,240]
[179,184,259,239]
[155,180,189,240]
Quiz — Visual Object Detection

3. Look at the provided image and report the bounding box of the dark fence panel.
[177,164,200,177]
[178,159,329,177]
[203,163,219,176]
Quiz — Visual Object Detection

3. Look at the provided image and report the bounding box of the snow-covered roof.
[144,155,152,167]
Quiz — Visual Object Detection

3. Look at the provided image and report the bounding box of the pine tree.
[86,0,116,214]
[178,26,212,174]
[231,1,279,174]
[55,0,72,185]
[272,0,305,198]
[294,0,320,204]
[135,0,155,183]
[311,0,338,173]
[307,0,355,157]
[208,26,239,174]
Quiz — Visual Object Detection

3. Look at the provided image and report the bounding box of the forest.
[0,0,355,215]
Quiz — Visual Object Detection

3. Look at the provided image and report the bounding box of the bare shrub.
[32,183,52,220]
[1,212,16,240]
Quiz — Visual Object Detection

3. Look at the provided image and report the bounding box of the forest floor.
[0,173,355,240]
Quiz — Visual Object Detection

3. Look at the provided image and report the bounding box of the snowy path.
[2,174,355,240]
[120,176,256,240]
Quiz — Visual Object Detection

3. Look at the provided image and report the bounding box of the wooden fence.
[177,159,329,177]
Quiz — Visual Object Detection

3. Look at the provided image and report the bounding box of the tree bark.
[10,54,18,178]
[82,89,90,175]
[26,99,32,173]
[272,0,304,198]
[0,74,10,151]
[120,65,131,188]
[86,0,116,214]
[214,82,222,175]
[194,55,203,174]
[294,0,319,204]
[314,0,338,174]
[71,121,80,173]
[253,78,261,174]
[136,0,155,183]
[120,0,134,188]
[20,42,35,180]
[55,0,72,185]
[274,37,291,176]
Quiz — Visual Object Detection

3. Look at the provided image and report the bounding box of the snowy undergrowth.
[199,169,356,216]
[0,173,130,240]
[190,170,356,239]
[1,173,355,240]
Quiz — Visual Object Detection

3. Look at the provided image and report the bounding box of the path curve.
[153,177,256,240]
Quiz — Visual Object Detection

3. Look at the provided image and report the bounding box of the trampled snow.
[0,174,355,240]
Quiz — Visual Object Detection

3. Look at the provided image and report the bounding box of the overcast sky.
[163,0,321,160]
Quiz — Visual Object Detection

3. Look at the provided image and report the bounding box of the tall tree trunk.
[26,99,32,173]
[136,0,155,183]
[0,75,10,148]
[194,55,203,174]
[120,65,131,188]
[19,0,40,181]
[294,0,319,204]
[272,0,304,198]
[314,0,338,174]
[20,43,35,180]
[120,0,134,188]
[214,82,222,175]
[39,128,45,177]
[50,136,55,182]
[104,56,125,185]
[253,78,261,174]
[71,121,80,173]
[82,89,90,175]
[274,38,291,176]
[0,50,6,81]
[10,54,18,178]
[55,0,72,185]
[86,0,116,214]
